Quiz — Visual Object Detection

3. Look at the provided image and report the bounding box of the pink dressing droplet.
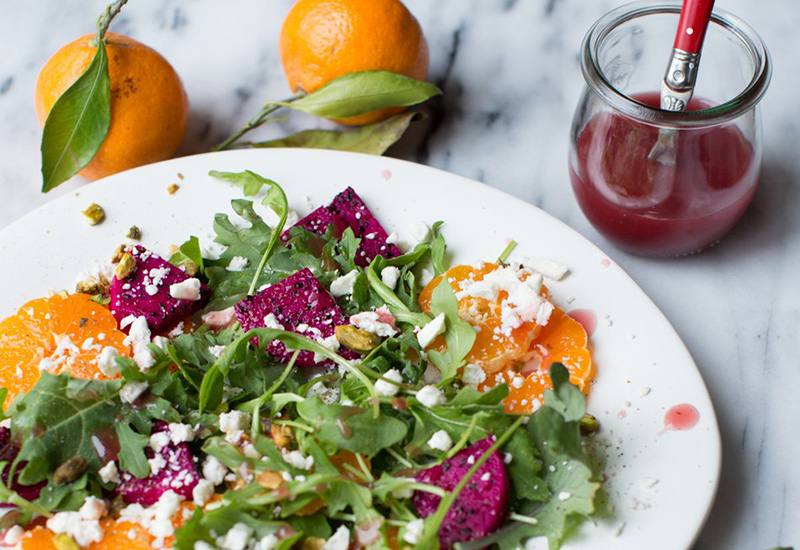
[380,169,392,180]
[601,258,611,268]
[660,404,700,434]
[617,410,627,419]
[568,309,597,337]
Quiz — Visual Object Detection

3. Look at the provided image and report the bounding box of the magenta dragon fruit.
[281,187,401,267]
[412,438,511,550]
[115,423,199,505]
[109,245,211,335]
[234,268,359,367]
[0,426,45,506]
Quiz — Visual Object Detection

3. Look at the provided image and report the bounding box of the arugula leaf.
[169,236,205,273]
[296,397,407,455]
[430,221,448,276]
[248,112,417,155]
[41,39,110,192]
[279,71,441,119]
[114,422,150,478]
[9,374,122,484]
[35,473,90,511]
[426,278,476,384]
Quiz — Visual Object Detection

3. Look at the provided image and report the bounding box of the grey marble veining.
[1,0,799,548]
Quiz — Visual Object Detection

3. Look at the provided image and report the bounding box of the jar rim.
[580,1,771,127]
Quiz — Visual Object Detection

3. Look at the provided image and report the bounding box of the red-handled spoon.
[661,0,716,111]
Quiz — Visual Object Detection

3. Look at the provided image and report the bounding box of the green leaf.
[169,236,205,273]
[41,40,110,192]
[545,363,586,423]
[326,480,375,522]
[427,278,476,383]
[248,112,417,155]
[296,397,407,455]
[282,71,441,119]
[115,422,151,478]
[430,221,448,276]
[9,374,122,485]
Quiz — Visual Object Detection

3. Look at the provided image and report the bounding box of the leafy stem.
[0,462,53,518]
[416,417,525,550]
[213,94,305,152]
[365,264,430,327]
[497,239,517,264]
[91,0,129,46]
[249,352,298,438]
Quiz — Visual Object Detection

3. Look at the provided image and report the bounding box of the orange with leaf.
[419,262,594,413]
[0,292,130,408]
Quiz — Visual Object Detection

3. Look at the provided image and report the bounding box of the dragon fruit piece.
[109,245,211,335]
[412,438,511,550]
[116,423,199,505]
[328,187,401,266]
[279,205,348,244]
[234,268,359,367]
[280,187,401,267]
[0,426,46,505]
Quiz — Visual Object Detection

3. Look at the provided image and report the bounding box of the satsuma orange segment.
[0,293,130,407]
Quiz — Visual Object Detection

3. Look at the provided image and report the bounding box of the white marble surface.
[0,1,798,549]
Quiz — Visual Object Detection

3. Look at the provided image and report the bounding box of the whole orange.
[34,32,188,181]
[279,0,429,126]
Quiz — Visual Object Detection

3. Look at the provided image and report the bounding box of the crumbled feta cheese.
[385,232,399,244]
[203,456,228,486]
[222,523,254,550]
[380,266,400,289]
[149,431,171,453]
[226,256,248,272]
[263,313,285,330]
[120,380,149,404]
[3,525,24,545]
[480,472,491,482]
[208,345,227,358]
[416,385,447,408]
[521,257,569,280]
[462,363,486,388]
[168,423,195,445]
[47,511,104,547]
[558,491,572,501]
[329,270,359,297]
[321,526,350,550]
[283,450,314,471]
[170,278,202,301]
[193,479,215,506]
[202,307,236,329]
[417,313,446,348]
[149,453,167,475]
[511,376,524,389]
[219,411,251,433]
[403,519,425,545]
[350,311,397,337]
[307,381,340,404]
[312,334,340,363]
[123,316,155,371]
[99,461,120,484]
[428,430,453,452]
[97,346,119,378]
[374,368,403,397]
[255,534,279,550]
[195,542,216,550]
[79,496,108,521]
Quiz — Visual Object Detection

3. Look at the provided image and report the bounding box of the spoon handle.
[673,0,716,54]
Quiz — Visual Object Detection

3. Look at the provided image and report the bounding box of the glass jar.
[569,2,771,257]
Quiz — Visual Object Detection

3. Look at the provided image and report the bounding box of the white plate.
[0,149,719,550]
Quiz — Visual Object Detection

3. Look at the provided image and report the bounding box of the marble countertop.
[1,0,798,548]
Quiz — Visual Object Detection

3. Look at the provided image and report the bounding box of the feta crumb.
[120,380,149,404]
[321,525,350,550]
[558,491,572,501]
[95,346,120,377]
[3,525,24,545]
[417,313,446,348]
[193,479,215,506]
[330,270,359,297]
[403,519,425,545]
[203,456,228,486]
[428,430,453,452]
[170,278,202,301]
[639,386,651,397]
[219,410,251,433]
[202,307,236,329]
[99,461,120,484]
[168,423,195,445]
[149,453,167,475]
[263,313,285,330]
[416,385,447,407]
[208,345,227,358]
[521,257,570,280]
[283,450,314,471]
[195,542,216,550]
[374,368,403,397]
[385,232,399,244]
[47,511,104,547]
[480,472,491,482]
[380,266,400,289]
[123,316,155,371]
[504,453,513,464]
[79,496,108,521]
[226,256,248,272]
[511,376,524,389]
[312,334,340,363]
[350,310,397,337]
[308,381,340,404]
[149,431,171,453]
[255,534,279,550]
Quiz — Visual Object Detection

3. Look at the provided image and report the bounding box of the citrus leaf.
[282,71,441,119]
[41,40,111,192]
[248,112,417,155]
